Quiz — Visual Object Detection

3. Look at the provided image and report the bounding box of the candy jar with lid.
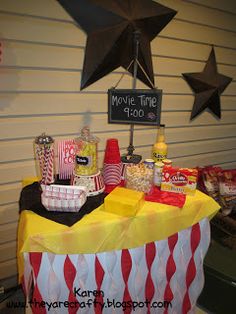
[34,133,55,184]
[74,126,99,176]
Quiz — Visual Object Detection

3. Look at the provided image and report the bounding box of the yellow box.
[103,187,145,217]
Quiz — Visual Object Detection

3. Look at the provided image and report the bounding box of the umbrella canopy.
[57,0,177,90]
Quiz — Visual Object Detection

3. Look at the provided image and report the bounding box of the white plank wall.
[0,0,236,287]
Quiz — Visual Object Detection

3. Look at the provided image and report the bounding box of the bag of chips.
[202,166,222,202]
[218,169,236,216]
[197,166,236,216]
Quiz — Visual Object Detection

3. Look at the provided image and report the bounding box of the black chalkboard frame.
[108,88,162,125]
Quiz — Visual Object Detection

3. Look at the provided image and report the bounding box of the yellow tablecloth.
[17,190,220,280]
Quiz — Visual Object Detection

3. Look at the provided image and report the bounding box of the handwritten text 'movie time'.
[112,95,158,107]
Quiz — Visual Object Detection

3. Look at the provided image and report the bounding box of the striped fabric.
[22,218,210,314]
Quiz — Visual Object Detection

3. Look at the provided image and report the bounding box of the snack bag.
[218,169,236,215]
[161,166,198,195]
[201,166,221,202]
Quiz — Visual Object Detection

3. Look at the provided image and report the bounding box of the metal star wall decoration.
[182,47,232,120]
[57,0,177,90]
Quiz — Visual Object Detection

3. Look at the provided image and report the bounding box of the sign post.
[108,31,162,163]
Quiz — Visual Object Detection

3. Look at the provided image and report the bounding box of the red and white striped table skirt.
[22,218,210,314]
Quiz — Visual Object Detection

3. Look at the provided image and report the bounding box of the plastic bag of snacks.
[197,166,236,216]
[218,169,236,215]
[125,163,153,193]
[200,166,222,202]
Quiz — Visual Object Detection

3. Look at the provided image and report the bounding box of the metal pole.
[127,30,140,157]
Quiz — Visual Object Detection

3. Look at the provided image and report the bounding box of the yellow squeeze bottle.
[152,125,168,162]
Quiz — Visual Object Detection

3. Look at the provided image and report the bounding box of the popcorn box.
[161,167,198,195]
[71,170,105,196]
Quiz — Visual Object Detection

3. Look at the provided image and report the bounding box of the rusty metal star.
[57,0,177,90]
[182,47,232,120]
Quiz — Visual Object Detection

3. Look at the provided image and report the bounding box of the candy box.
[161,167,198,195]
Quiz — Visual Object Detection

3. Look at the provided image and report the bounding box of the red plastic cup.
[104,138,121,164]
[103,139,122,193]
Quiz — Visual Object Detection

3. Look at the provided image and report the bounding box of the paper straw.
[41,145,52,184]
[35,145,44,178]
[45,147,54,184]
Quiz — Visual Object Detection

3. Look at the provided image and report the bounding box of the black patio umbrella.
[57,0,177,90]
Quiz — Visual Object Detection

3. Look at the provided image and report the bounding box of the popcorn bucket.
[71,171,105,196]
[57,139,76,180]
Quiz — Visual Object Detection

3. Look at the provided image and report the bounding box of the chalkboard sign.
[108,88,162,125]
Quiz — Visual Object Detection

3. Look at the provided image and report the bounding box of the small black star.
[57,0,177,90]
[182,47,232,120]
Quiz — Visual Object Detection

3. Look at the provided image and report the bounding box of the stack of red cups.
[103,138,122,193]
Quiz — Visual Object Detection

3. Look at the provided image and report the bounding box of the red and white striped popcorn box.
[41,184,87,212]
[57,139,76,180]
[71,171,105,196]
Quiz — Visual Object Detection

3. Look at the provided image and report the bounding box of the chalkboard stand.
[121,31,143,164]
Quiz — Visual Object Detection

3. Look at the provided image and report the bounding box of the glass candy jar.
[34,133,55,184]
[74,126,99,176]
[125,163,154,193]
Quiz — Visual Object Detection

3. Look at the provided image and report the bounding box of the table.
[17,189,220,314]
